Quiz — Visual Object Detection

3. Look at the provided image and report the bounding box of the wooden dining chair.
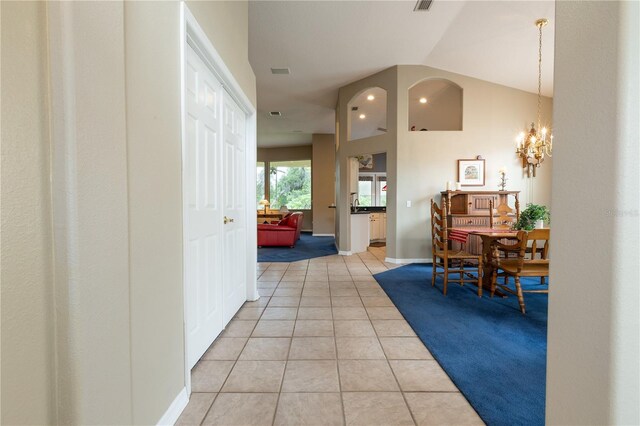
[489,199,518,229]
[430,199,483,296]
[490,229,550,314]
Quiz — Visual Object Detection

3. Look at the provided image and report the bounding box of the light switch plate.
[406,200,412,207]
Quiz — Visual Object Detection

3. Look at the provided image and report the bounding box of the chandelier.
[516,18,553,178]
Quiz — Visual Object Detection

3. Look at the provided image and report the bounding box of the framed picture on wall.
[357,154,374,170]
[458,159,485,186]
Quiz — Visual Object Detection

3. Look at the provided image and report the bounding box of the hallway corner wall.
[0,2,56,424]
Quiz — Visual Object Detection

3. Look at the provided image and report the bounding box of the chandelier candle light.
[516,18,553,178]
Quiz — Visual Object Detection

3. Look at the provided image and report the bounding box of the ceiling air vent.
[351,106,359,111]
[270,67,291,75]
[414,0,433,11]
[269,111,282,117]
[377,127,388,132]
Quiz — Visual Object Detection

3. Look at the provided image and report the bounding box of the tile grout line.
[270,261,306,426]
[328,263,349,426]
[360,263,419,426]
[197,301,261,425]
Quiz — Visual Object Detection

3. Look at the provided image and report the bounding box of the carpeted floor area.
[258,232,338,262]
[374,263,548,426]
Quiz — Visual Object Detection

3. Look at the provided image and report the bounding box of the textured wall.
[546,1,639,424]
[312,134,337,235]
[0,2,56,424]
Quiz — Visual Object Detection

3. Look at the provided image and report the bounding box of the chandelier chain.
[537,22,543,131]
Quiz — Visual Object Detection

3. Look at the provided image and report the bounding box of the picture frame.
[458,159,485,186]
[357,154,374,170]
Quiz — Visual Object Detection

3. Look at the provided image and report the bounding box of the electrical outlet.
[406,200,412,207]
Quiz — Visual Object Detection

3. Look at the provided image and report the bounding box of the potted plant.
[514,203,550,230]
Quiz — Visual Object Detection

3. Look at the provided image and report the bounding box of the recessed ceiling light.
[270,67,291,75]
[367,95,375,101]
[419,97,428,104]
[359,114,366,119]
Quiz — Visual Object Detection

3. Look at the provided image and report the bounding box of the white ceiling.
[249,0,555,147]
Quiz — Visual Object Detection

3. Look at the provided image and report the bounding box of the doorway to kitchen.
[349,152,388,254]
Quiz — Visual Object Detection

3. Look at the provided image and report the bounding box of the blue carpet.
[258,232,337,262]
[374,264,547,426]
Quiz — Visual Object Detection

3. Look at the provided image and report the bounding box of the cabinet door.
[468,194,498,215]
[370,216,378,240]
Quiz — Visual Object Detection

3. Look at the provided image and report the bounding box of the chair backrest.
[430,199,447,254]
[526,228,550,260]
[489,199,518,229]
[494,229,550,271]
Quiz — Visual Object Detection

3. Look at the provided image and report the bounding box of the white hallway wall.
[1,1,256,424]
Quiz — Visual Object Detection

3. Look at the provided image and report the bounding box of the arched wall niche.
[408,78,463,131]
[347,86,388,141]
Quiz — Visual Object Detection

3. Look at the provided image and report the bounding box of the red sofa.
[257,212,303,247]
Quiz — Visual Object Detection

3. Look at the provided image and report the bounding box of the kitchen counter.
[350,213,370,253]
[351,206,386,214]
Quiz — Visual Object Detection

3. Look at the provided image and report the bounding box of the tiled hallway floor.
[177,250,484,425]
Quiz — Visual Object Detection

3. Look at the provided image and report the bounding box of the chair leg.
[432,257,436,287]
[490,268,497,298]
[476,260,483,297]
[514,276,526,314]
[443,262,449,296]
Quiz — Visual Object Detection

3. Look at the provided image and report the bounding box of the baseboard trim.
[312,233,335,237]
[157,387,188,425]
[384,257,432,264]
[338,250,352,256]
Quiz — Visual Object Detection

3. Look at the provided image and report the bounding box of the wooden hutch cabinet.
[439,190,520,254]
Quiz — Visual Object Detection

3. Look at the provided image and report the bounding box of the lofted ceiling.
[249,0,555,147]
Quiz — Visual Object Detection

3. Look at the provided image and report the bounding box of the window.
[358,173,386,206]
[256,162,265,209]
[269,160,311,209]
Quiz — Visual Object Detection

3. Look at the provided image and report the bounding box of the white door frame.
[180,2,258,395]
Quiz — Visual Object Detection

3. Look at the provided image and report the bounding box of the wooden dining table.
[449,227,518,294]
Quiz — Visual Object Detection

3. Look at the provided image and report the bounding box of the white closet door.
[184,45,224,369]
[222,90,247,324]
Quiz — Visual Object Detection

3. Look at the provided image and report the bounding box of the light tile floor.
[177,249,484,425]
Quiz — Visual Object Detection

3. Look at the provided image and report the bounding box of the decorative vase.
[535,219,544,229]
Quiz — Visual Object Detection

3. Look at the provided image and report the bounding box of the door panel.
[184,45,224,369]
[222,90,247,324]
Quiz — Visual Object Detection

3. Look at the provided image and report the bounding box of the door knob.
[224,216,234,224]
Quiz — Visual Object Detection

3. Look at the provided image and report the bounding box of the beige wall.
[1,1,256,424]
[312,134,337,235]
[546,1,639,424]
[186,0,256,106]
[47,2,133,423]
[395,65,553,260]
[124,2,185,423]
[408,81,463,131]
[0,2,56,424]
[258,145,312,162]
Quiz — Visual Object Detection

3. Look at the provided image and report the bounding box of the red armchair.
[257,212,304,248]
